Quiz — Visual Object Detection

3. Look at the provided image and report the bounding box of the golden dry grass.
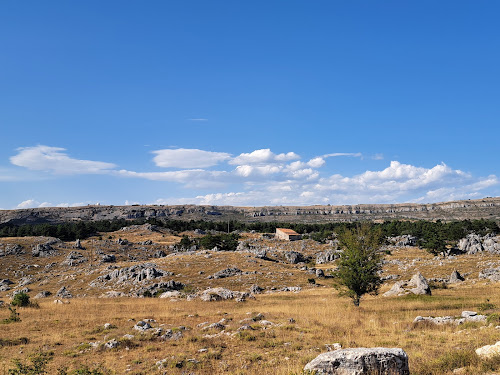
[1,284,500,374]
[1,232,500,374]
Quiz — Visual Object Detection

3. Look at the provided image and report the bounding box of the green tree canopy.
[335,224,384,306]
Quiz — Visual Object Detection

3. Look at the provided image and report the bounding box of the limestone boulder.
[476,341,500,358]
[304,347,410,375]
[408,272,431,295]
[383,272,431,297]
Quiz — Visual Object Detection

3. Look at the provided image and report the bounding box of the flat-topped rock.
[304,347,409,375]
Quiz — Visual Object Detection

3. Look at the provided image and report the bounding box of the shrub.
[11,292,30,307]
[478,299,496,312]
[2,307,21,324]
[487,313,500,325]
[9,351,53,375]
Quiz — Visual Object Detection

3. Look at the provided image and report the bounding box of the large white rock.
[304,347,409,375]
[476,341,500,358]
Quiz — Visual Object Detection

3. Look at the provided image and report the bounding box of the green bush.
[2,307,21,324]
[478,299,496,312]
[487,313,500,325]
[11,292,30,307]
[9,351,53,374]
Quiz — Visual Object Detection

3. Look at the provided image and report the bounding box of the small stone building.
[276,228,302,241]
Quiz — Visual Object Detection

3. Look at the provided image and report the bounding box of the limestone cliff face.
[0,197,499,225]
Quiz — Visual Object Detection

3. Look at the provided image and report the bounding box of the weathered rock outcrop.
[1,197,498,225]
[478,268,500,281]
[449,270,465,283]
[383,272,431,297]
[32,243,58,257]
[457,233,500,254]
[91,264,173,286]
[316,250,340,264]
[198,287,249,302]
[61,251,87,266]
[284,251,305,264]
[0,243,24,257]
[304,347,410,375]
[413,311,486,325]
[207,267,242,279]
[387,235,417,247]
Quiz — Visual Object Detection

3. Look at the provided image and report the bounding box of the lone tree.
[335,224,383,306]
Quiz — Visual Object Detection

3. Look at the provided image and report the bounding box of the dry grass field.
[1,227,500,374]
[1,286,500,374]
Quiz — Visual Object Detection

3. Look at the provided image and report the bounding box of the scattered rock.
[32,243,58,257]
[409,272,431,295]
[104,339,119,349]
[74,239,84,249]
[34,291,52,299]
[61,251,87,266]
[199,287,249,302]
[249,284,264,294]
[208,267,242,279]
[413,311,486,325]
[101,254,116,263]
[133,321,152,331]
[304,347,410,375]
[458,233,500,254]
[325,343,342,351]
[316,250,339,264]
[479,268,500,281]
[99,291,127,298]
[384,272,431,297]
[476,341,500,358]
[284,251,305,264]
[449,270,465,283]
[92,264,173,285]
[387,235,417,247]
[158,291,181,299]
[134,280,185,297]
[0,244,24,257]
[56,286,72,299]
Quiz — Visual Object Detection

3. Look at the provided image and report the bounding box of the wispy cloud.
[323,152,363,158]
[8,145,498,206]
[10,146,116,174]
[187,118,208,121]
[152,148,231,168]
[229,149,299,165]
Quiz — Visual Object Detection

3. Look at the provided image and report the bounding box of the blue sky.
[1,1,499,209]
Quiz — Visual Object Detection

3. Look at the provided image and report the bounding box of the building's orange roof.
[276,228,300,235]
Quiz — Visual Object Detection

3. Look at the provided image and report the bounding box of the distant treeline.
[0,217,498,247]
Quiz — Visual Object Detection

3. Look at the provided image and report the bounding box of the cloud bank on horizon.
[5,145,499,209]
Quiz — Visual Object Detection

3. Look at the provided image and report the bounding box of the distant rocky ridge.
[0,197,499,225]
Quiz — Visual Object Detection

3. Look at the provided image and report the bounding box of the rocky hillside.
[0,197,499,225]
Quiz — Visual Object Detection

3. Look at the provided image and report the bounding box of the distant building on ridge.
[275,228,302,241]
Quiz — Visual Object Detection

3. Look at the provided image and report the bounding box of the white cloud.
[372,153,384,160]
[154,160,499,206]
[10,145,116,174]
[16,199,41,209]
[234,164,283,177]
[323,152,362,158]
[230,149,299,165]
[307,157,326,168]
[152,148,231,168]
